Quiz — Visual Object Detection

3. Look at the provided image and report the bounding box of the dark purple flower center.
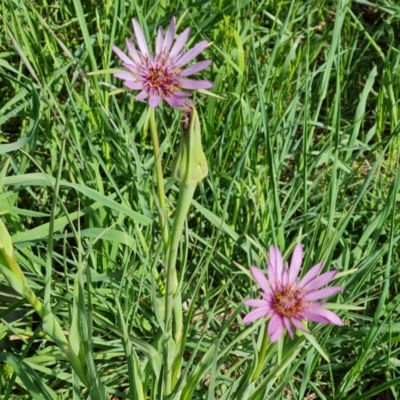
[272,286,304,318]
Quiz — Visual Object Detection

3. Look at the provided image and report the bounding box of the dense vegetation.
[1,0,400,398]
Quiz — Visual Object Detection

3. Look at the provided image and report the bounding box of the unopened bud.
[172,104,208,185]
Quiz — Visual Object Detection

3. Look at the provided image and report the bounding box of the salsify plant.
[111,16,213,397]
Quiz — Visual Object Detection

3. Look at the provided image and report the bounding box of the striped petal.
[180,79,214,90]
[249,266,271,295]
[303,270,338,291]
[268,314,284,343]
[122,62,140,74]
[132,18,150,55]
[155,27,164,54]
[299,262,323,288]
[283,316,294,339]
[114,71,134,81]
[124,81,144,90]
[149,94,161,108]
[112,45,133,65]
[304,308,344,325]
[243,307,270,324]
[289,243,303,284]
[303,286,344,302]
[165,95,186,108]
[175,40,209,68]
[162,17,176,53]
[126,38,141,64]
[135,90,149,101]
[291,318,310,334]
[181,60,212,77]
[244,299,270,308]
[169,27,191,58]
[173,90,192,98]
[273,246,284,283]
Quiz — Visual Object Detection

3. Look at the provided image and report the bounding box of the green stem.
[251,327,271,381]
[149,108,169,245]
[164,182,196,394]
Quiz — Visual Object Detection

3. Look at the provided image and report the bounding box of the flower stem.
[149,108,168,245]
[164,182,196,393]
[251,326,271,381]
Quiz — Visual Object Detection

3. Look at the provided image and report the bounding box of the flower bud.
[172,104,208,185]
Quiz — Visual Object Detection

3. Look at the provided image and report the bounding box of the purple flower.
[112,17,214,108]
[243,244,344,343]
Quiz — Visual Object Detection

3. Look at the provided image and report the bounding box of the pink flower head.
[112,17,214,108]
[243,244,344,343]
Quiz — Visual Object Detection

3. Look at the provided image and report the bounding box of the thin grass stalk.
[149,108,169,245]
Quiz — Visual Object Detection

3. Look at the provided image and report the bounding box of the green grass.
[1,0,400,398]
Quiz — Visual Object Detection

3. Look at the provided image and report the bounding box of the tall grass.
[1,0,400,398]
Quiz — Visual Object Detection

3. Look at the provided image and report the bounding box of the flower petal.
[303,270,338,291]
[181,60,212,77]
[149,94,161,108]
[124,81,144,90]
[243,307,270,324]
[304,308,344,325]
[165,95,185,108]
[114,71,134,81]
[132,18,150,55]
[173,90,192,98]
[289,243,303,284]
[261,292,273,301]
[303,286,344,302]
[244,299,270,308]
[155,26,164,54]
[175,40,209,68]
[112,45,133,65]
[249,266,271,295]
[268,314,284,343]
[299,262,323,288]
[180,79,214,90]
[292,318,310,334]
[122,62,140,74]
[284,317,294,339]
[135,90,149,101]
[162,17,176,53]
[126,38,141,64]
[268,249,277,287]
[169,27,191,58]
